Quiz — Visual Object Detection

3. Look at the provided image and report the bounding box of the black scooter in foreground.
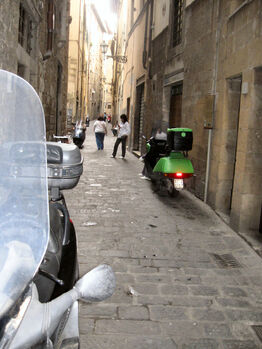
[0,69,115,349]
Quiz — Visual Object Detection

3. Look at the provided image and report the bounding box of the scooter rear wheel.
[166,179,179,197]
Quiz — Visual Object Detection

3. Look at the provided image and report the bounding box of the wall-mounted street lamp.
[100,41,109,54]
[100,41,127,64]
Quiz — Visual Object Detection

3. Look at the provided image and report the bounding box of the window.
[18,3,33,54]
[18,4,25,46]
[172,0,183,47]
[46,0,55,52]
[17,63,26,78]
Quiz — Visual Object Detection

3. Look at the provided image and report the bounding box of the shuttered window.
[172,0,183,47]
[18,3,33,54]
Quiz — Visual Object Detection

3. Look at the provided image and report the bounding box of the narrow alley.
[65,125,262,349]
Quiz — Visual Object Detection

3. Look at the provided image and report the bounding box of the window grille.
[173,0,183,47]
[18,4,25,46]
[18,3,33,54]
[27,20,33,54]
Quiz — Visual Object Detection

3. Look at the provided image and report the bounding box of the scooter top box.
[47,142,83,190]
[167,128,193,151]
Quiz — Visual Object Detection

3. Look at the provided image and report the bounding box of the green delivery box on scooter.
[153,128,194,194]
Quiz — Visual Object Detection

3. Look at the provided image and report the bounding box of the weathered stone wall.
[183,0,262,233]
[0,0,19,72]
[144,28,168,140]
[183,0,217,199]
[211,0,262,233]
[0,0,69,140]
[39,0,69,140]
[122,6,148,152]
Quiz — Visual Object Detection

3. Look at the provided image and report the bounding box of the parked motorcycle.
[142,128,194,196]
[0,69,115,349]
[72,121,86,149]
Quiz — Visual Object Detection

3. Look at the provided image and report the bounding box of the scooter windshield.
[0,70,49,317]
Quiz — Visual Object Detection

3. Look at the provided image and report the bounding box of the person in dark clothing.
[141,129,167,179]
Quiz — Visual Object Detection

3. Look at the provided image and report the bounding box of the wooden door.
[169,84,183,128]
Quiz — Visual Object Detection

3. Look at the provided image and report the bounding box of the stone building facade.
[0,0,70,140]
[67,0,88,125]
[115,0,262,237]
[182,0,262,236]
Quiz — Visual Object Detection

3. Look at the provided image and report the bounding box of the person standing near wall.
[111,114,130,159]
[93,116,107,150]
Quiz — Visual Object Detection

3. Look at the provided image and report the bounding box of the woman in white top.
[111,114,130,159]
[93,116,107,150]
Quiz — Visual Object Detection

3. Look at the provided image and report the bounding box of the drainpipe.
[142,1,150,69]
[148,0,154,79]
[204,0,221,203]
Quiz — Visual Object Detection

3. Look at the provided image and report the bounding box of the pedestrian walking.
[111,114,130,159]
[93,116,107,150]
[85,115,90,127]
[112,124,118,137]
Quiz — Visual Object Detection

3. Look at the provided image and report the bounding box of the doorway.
[133,83,144,151]
[127,97,130,121]
[169,83,183,127]
[259,205,262,234]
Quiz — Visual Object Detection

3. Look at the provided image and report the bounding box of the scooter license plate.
[174,179,184,190]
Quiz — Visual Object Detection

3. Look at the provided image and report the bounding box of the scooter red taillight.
[175,172,183,178]
[165,172,193,179]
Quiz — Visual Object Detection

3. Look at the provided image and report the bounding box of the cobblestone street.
[65,124,262,349]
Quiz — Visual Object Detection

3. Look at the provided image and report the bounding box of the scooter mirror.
[74,264,116,302]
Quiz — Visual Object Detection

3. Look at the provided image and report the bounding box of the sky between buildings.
[91,0,117,34]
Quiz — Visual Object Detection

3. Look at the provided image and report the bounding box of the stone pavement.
[65,123,262,349]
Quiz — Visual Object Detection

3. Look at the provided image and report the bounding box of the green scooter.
[142,128,194,196]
